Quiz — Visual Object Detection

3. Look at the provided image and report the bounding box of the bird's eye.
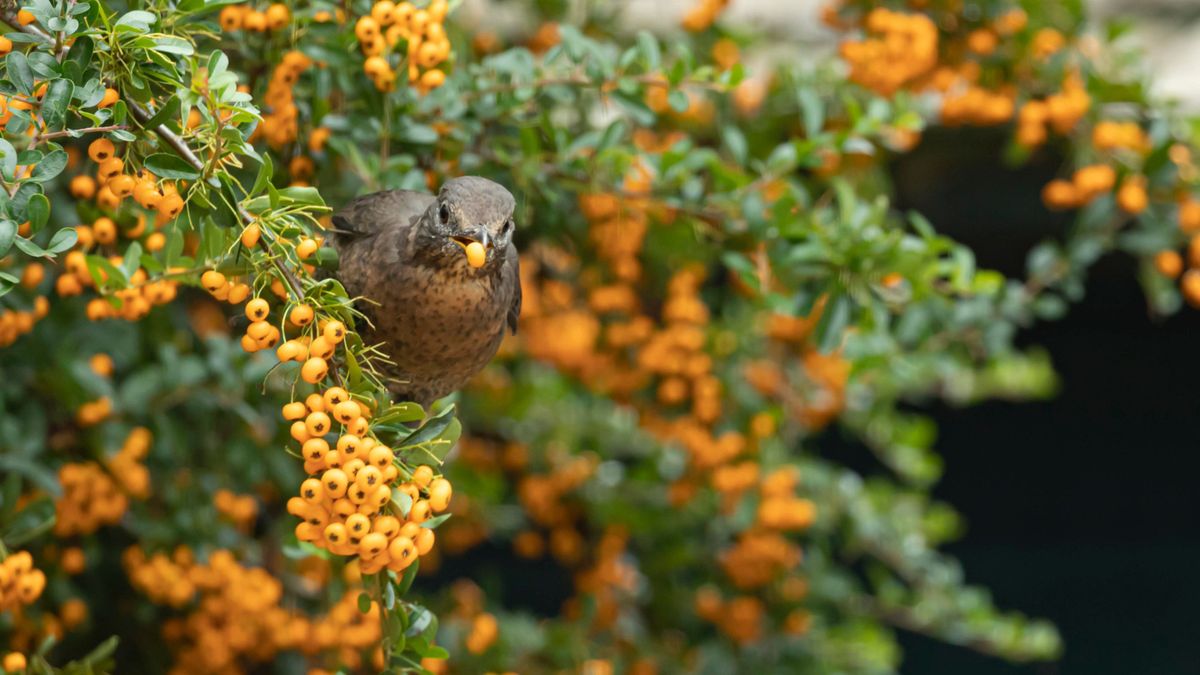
[503,219,513,235]
[439,204,450,223]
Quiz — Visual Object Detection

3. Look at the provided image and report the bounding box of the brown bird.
[330,176,521,408]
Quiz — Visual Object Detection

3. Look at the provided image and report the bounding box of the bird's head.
[419,176,516,271]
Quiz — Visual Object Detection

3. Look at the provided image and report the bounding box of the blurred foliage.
[0,0,1194,672]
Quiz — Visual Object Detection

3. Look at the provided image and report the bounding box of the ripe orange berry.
[300,477,324,503]
[355,465,383,490]
[246,320,272,340]
[243,10,266,31]
[277,340,305,361]
[296,237,319,259]
[333,400,360,425]
[415,527,435,555]
[301,356,328,383]
[411,465,433,489]
[89,353,114,377]
[16,9,35,25]
[305,411,332,436]
[0,36,11,56]
[322,320,346,344]
[88,138,115,163]
[368,445,393,469]
[145,232,166,252]
[241,223,261,248]
[345,512,370,537]
[359,532,388,558]
[158,193,185,219]
[93,217,117,245]
[107,174,135,197]
[219,5,242,30]
[388,535,417,566]
[265,3,290,29]
[464,240,487,268]
[3,652,27,673]
[133,180,162,209]
[290,421,311,442]
[305,393,326,412]
[98,157,124,182]
[98,88,119,108]
[428,477,452,512]
[289,304,314,326]
[69,174,96,198]
[308,335,335,359]
[227,283,251,304]
[245,297,270,321]
[420,68,446,90]
[322,469,349,498]
[355,16,380,42]
[282,401,308,420]
[1183,269,1200,307]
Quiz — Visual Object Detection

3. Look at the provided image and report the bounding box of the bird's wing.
[330,190,434,319]
[330,189,433,242]
[505,246,521,335]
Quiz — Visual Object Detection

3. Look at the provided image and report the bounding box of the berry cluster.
[355,0,451,93]
[55,427,152,536]
[0,552,45,613]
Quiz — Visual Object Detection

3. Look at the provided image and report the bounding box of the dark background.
[890,128,1200,675]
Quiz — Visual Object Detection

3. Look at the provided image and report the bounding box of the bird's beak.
[451,228,491,251]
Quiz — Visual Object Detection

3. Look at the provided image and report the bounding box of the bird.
[329,176,521,409]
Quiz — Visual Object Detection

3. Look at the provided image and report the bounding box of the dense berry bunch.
[0,552,45,613]
[355,0,451,92]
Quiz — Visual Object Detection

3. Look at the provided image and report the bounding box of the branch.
[126,97,307,301]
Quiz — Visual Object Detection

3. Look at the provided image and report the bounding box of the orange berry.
[200,270,226,293]
[355,16,380,42]
[69,174,96,198]
[265,3,290,29]
[107,174,135,197]
[305,411,332,436]
[245,297,270,321]
[98,88,119,108]
[428,478,452,512]
[388,535,416,567]
[464,240,486,268]
[333,400,360,425]
[1153,250,1182,279]
[88,138,115,163]
[289,304,314,326]
[241,223,261,248]
[301,357,328,383]
[296,237,319,259]
[322,320,346,343]
[219,5,242,31]
[97,157,124,182]
[282,401,308,420]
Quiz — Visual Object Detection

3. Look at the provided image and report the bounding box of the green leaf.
[357,592,372,614]
[6,52,34,95]
[114,10,156,32]
[0,138,17,179]
[143,153,201,180]
[30,148,68,183]
[815,293,851,352]
[25,193,50,231]
[0,220,14,256]
[65,36,94,80]
[144,95,180,130]
[46,227,78,254]
[40,79,74,131]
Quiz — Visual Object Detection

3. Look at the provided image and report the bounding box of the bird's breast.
[376,266,508,366]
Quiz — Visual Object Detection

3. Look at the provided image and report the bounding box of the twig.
[34,124,128,144]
